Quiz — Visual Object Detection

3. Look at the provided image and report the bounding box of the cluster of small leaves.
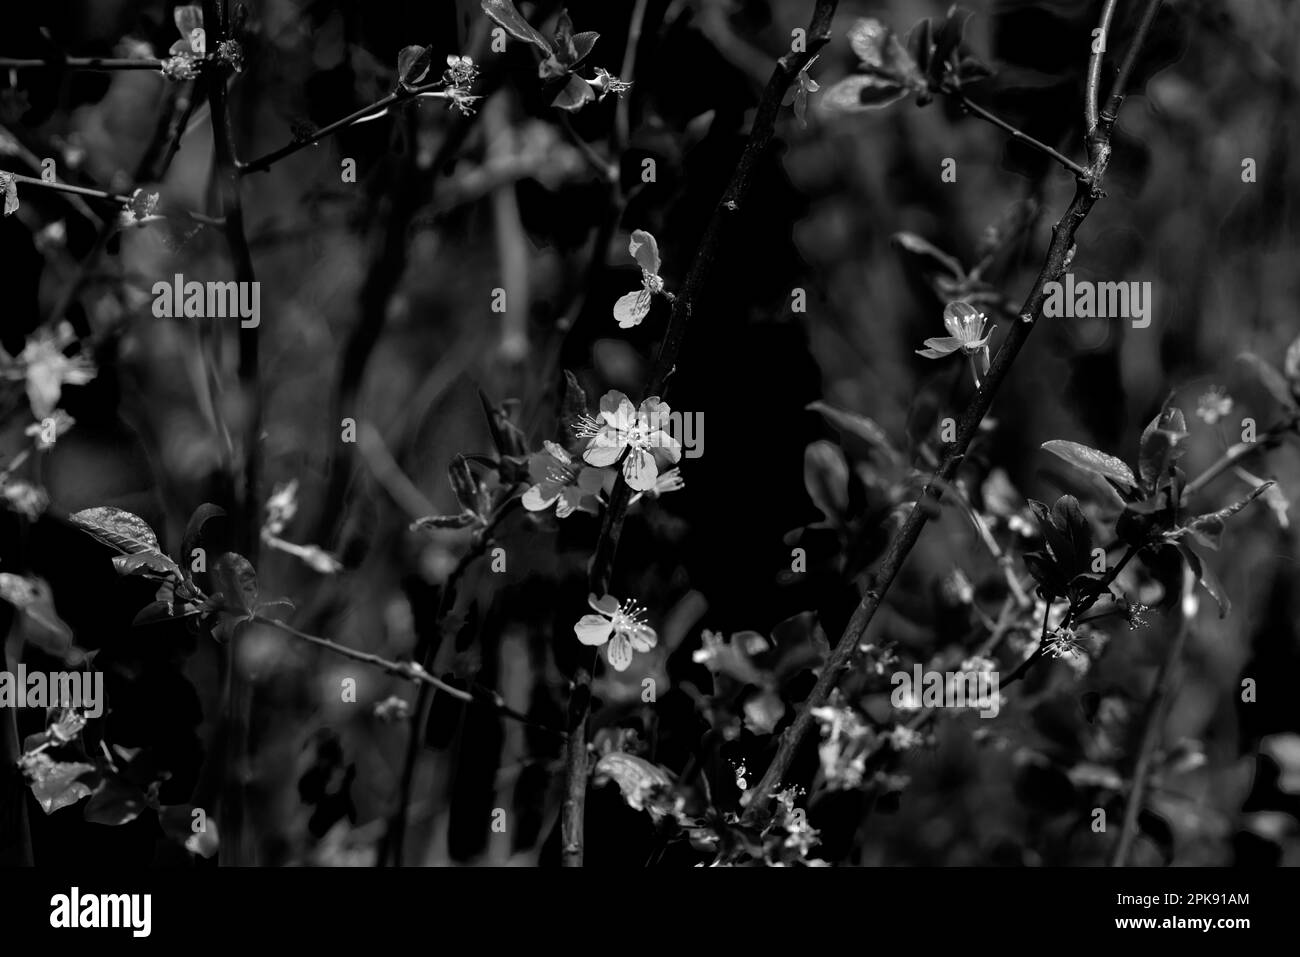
[396,45,481,115]
[481,1,631,113]
[823,7,991,113]
[1041,406,1272,617]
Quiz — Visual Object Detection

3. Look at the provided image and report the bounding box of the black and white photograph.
[0,0,1293,934]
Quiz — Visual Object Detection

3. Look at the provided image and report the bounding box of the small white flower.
[917,301,995,360]
[579,391,682,492]
[574,593,658,672]
[612,230,666,328]
[1195,386,1233,425]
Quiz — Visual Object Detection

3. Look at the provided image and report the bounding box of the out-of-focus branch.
[0,56,164,71]
[1110,568,1195,866]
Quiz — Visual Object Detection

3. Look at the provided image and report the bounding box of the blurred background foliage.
[1,0,1298,866]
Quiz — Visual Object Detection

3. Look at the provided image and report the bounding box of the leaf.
[68,506,161,554]
[1179,482,1272,550]
[1041,440,1137,491]
[84,780,147,826]
[447,454,480,513]
[804,441,849,527]
[1050,494,1094,571]
[820,74,909,112]
[0,170,17,217]
[907,17,933,75]
[479,390,527,457]
[22,753,96,815]
[569,31,599,65]
[480,0,553,54]
[560,370,588,435]
[1238,352,1297,411]
[931,6,973,81]
[552,74,596,112]
[112,551,183,579]
[1176,542,1229,617]
[397,45,432,89]
[211,552,258,616]
[591,752,675,817]
[891,232,964,279]
[411,512,478,531]
[806,401,900,463]
[1138,408,1189,492]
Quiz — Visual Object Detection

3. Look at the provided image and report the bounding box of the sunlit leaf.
[68,506,161,555]
[1041,439,1137,491]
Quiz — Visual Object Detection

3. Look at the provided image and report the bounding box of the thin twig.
[957,96,1088,178]
[0,56,165,71]
[561,0,841,867]
[741,0,1168,826]
[1086,0,1122,137]
[1109,568,1195,866]
[238,82,457,176]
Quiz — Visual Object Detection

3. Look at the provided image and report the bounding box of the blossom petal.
[599,391,637,429]
[916,336,962,359]
[582,429,624,467]
[577,466,607,493]
[589,594,620,615]
[606,633,634,671]
[648,428,682,464]
[627,624,657,652]
[628,229,661,276]
[943,300,984,340]
[522,484,561,512]
[613,290,651,328]
[542,440,571,464]
[575,614,613,646]
[624,447,659,491]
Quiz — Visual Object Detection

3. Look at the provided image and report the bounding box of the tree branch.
[1086,0,1122,137]
[561,0,841,867]
[957,96,1088,178]
[741,0,1168,826]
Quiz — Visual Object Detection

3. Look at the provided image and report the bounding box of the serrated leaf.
[820,74,909,112]
[112,551,183,579]
[569,31,599,65]
[1041,439,1137,491]
[552,73,596,112]
[68,506,161,555]
[397,44,432,89]
[481,0,553,54]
